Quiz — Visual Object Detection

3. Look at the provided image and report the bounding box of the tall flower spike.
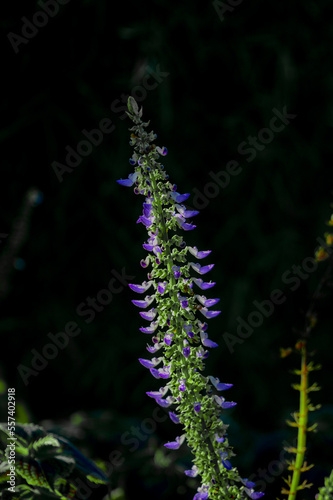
[118,97,262,500]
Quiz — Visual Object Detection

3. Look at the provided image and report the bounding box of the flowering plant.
[117,97,264,500]
[117,97,333,500]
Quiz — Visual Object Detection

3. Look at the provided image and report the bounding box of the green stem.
[287,346,309,500]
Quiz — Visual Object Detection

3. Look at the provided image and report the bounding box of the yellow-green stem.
[287,346,309,500]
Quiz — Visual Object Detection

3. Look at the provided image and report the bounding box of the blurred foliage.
[1,0,333,499]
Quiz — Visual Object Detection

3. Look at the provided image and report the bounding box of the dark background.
[1,1,333,499]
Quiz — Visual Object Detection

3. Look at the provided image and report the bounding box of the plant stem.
[287,345,309,500]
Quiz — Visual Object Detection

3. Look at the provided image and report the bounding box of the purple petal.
[203,338,218,348]
[204,298,220,307]
[132,296,154,308]
[172,266,181,279]
[222,401,237,409]
[117,172,138,186]
[200,331,218,348]
[169,412,180,424]
[183,347,191,358]
[157,282,167,294]
[244,489,265,499]
[184,465,199,477]
[146,387,169,399]
[193,278,216,290]
[194,403,201,413]
[176,205,199,218]
[137,216,153,227]
[164,434,185,449]
[143,203,152,218]
[170,192,190,203]
[199,308,221,319]
[190,263,215,275]
[242,479,256,489]
[188,247,212,259]
[156,397,174,408]
[139,309,157,321]
[146,342,163,353]
[164,334,173,346]
[129,282,152,294]
[195,296,220,307]
[117,178,134,187]
[178,220,196,231]
[143,243,154,251]
[209,376,233,391]
[139,357,162,369]
[139,321,158,334]
[150,366,171,379]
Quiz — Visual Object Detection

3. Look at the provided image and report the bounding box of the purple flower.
[184,324,194,338]
[139,308,157,321]
[157,282,167,294]
[146,342,163,353]
[164,333,173,346]
[137,215,153,227]
[193,278,216,290]
[208,376,233,391]
[129,281,153,293]
[169,412,180,424]
[143,202,152,218]
[177,217,196,231]
[164,434,185,450]
[188,247,212,259]
[132,296,155,308]
[189,262,215,275]
[170,192,190,203]
[214,395,237,409]
[150,365,171,379]
[178,378,186,391]
[195,295,220,307]
[184,465,199,477]
[172,266,181,279]
[116,172,138,187]
[175,205,199,218]
[244,488,265,499]
[193,484,209,500]
[241,479,256,489]
[146,386,169,399]
[156,396,175,407]
[139,357,162,369]
[200,330,218,348]
[139,321,158,334]
[183,346,191,358]
[215,433,225,443]
[194,403,201,413]
[220,452,232,470]
[199,307,221,319]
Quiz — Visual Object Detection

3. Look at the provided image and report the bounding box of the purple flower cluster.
[117,97,263,500]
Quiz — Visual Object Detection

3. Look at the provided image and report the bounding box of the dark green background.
[1,1,333,499]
